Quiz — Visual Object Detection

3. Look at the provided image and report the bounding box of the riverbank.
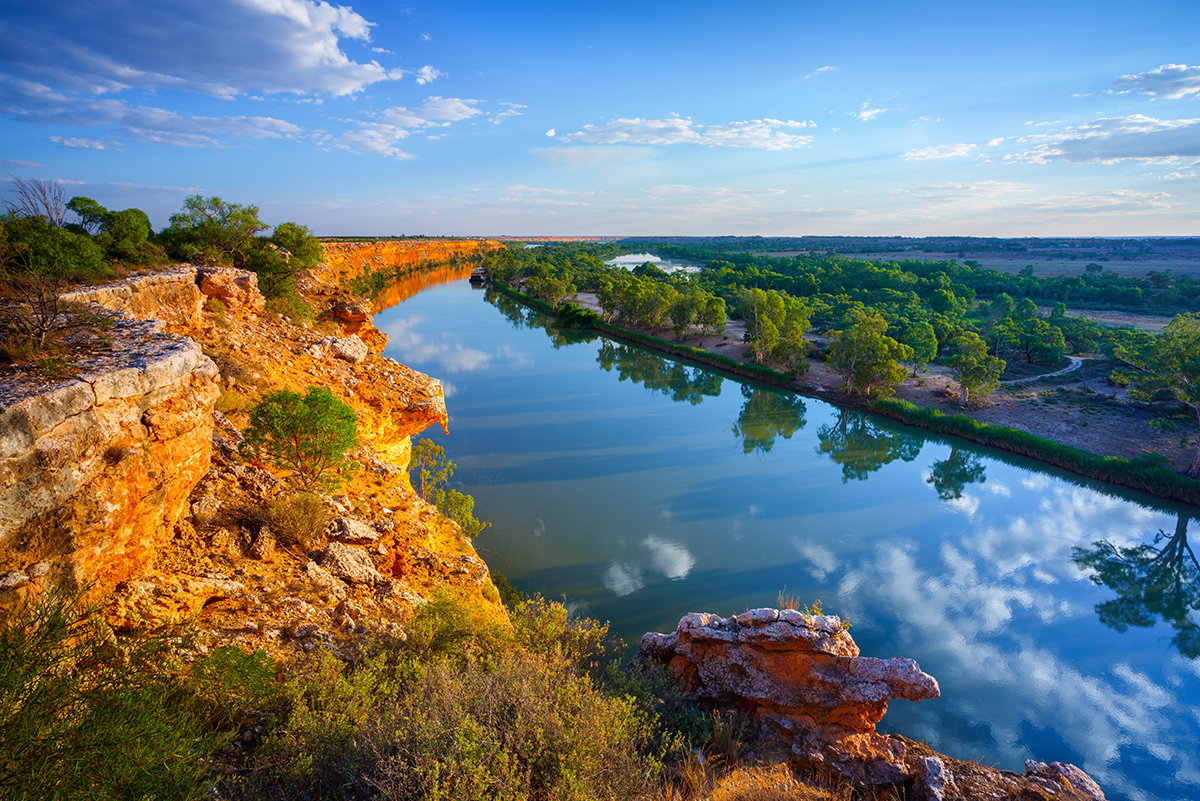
[498,282,1200,507]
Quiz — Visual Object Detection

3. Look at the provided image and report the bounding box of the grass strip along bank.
[494,281,1200,508]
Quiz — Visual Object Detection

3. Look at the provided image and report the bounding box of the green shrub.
[264,491,330,550]
[241,386,359,491]
[233,594,653,801]
[264,290,314,322]
[409,438,490,538]
[0,591,275,801]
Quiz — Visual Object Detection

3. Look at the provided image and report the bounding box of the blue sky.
[1,0,1198,236]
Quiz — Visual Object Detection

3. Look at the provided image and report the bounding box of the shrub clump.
[241,385,359,491]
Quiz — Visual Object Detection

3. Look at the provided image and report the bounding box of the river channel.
[374,276,1200,801]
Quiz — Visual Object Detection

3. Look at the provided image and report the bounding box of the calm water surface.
[376,279,1200,801]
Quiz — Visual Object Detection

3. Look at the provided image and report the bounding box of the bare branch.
[5,177,67,227]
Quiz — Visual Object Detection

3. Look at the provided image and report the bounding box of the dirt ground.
[571,292,1198,475]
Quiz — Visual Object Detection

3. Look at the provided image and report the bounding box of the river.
[374,277,1200,801]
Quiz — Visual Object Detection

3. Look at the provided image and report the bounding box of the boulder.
[318,542,384,584]
[638,609,939,786]
[327,335,368,364]
[196,267,265,315]
[334,516,381,544]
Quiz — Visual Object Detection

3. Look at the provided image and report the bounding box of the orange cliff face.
[316,239,502,306]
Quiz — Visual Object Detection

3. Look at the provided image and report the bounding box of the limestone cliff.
[0,245,503,651]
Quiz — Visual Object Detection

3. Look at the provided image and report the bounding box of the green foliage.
[0,591,275,801]
[408,438,491,538]
[555,302,601,329]
[1,214,107,281]
[827,309,911,397]
[264,290,315,322]
[241,386,359,491]
[948,331,1005,405]
[269,222,323,270]
[235,594,654,801]
[162,195,266,267]
[1115,313,1200,476]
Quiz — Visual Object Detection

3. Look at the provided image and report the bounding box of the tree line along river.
[373,276,1200,801]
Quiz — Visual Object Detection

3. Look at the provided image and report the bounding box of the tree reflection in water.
[927,447,987,500]
[1074,515,1200,659]
[486,289,598,348]
[816,409,922,482]
[596,341,722,405]
[731,385,807,454]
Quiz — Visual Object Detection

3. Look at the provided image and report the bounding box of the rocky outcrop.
[640,610,1106,799]
[640,608,938,785]
[0,319,219,612]
[59,268,204,330]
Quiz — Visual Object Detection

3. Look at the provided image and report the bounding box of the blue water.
[376,279,1200,801]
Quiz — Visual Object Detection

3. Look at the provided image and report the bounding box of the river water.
[374,277,1200,801]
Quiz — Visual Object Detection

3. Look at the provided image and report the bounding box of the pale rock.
[1025,761,1107,801]
[318,542,384,584]
[334,517,381,544]
[326,335,368,364]
[0,571,29,590]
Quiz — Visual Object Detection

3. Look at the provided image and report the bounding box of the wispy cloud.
[50,135,122,150]
[0,158,45,170]
[557,115,815,150]
[1007,114,1200,164]
[1115,64,1200,99]
[806,65,835,78]
[901,143,977,160]
[0,76,301,147]
[0,0,400,98]
[492,102,525,124]
[855,102,886,121]
[338,96,483,158]
[529,146,657,166]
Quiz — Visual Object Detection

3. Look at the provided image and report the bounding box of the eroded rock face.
[640,610,1107,798]
[640,609,939,785]
[0,328,219,612]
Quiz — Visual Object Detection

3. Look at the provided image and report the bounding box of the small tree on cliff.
[409,438,491,538]
[241,386,359,491]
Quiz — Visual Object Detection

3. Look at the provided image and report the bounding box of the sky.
[1,0,1198,237]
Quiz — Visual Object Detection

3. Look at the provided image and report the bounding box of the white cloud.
[901,143,978,160]
[415,65,444,85]
[1007,115,1200,164]
[0,0,398,98]
[0,76,301,146]
[50,135,122,150]
[855,103,886,121]
[420,32,431,41]
[338,96,483,158]
[0,158,45,170]
[558,116,815,150]
[545,128,556,137]
[1115,64,1200,99]
[806,65,835,78]
[986,137,1006,146]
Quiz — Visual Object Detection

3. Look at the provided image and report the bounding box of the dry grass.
[704,763,853,801]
